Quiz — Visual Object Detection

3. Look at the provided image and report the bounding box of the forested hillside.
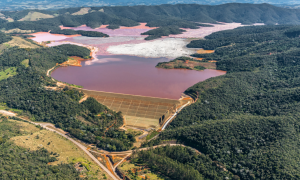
[3,4,300,180]
[0,39,137,151]
[52,44,91,59]
[131,145,233,180]
[0,118,80,179]
[0,32,12,44]
[1,4,300,39]
[143,25,300,179]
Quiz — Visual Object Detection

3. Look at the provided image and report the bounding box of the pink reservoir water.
[51,55,226,99]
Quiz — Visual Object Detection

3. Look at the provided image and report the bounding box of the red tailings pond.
[51,55,226,99]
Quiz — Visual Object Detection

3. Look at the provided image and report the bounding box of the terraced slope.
[80,89,181,129]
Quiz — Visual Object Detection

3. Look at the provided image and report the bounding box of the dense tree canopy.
[131,145,232,180]
[143,25,300,179]
[51,44,91,59]
[3,4,300,40]
[0,119,80,179]
[0,40,136,151]
[0,32,12,44]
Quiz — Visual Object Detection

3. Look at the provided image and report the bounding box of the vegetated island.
[156,56,209,71]
[156,48,217,71]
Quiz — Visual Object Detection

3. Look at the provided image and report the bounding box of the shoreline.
[44,41,99,78]
[47,41,99,62]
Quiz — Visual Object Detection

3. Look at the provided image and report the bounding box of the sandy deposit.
[169,23,264,38]
[169,23,244,38]
[107,38,198,58]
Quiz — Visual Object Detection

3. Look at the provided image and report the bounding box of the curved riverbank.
[47,41,99,62]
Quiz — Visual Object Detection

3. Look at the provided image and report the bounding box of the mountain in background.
[2,0,300,10]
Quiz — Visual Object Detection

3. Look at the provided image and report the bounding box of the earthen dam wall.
[76,88,181,129]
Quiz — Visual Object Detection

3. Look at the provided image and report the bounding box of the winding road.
[0,96,193,180]
[0,111,119,180]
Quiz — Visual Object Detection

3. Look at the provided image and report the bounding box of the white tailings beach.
[107,38,198,58]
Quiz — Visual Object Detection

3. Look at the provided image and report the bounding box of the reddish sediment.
[58,56,90,67]
[196,49,215,54]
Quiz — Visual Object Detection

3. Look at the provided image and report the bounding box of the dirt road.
[0,97,193,180]
[0,111,119,180]
[39,124,119,180]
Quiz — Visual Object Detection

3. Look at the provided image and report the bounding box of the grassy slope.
[0,119,81,179]
[118,161,165,180]
[8,119,110,179]
[4,36,40,49]
[71,8,91,15]
[21,59,29,68]
[0,67,17,81]
[0,36,39,81]
[19,12,54,21]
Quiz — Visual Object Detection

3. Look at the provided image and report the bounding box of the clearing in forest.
[5,36,40,49]
[118,161,165,180]
[72,8,91,15]
[10,121,110,179]
[0,67,17,81]
[19,12,54,21]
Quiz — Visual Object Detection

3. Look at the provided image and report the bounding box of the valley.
[27,21,229,134]
[2,3,300,180]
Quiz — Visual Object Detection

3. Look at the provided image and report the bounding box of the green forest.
[0,36,138,152]
[142,25,300,179]
[130,145,232,180]
[52,44,91,59]
[1,3,300,39]
[156,56,206,71]
[2,4,300,180]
